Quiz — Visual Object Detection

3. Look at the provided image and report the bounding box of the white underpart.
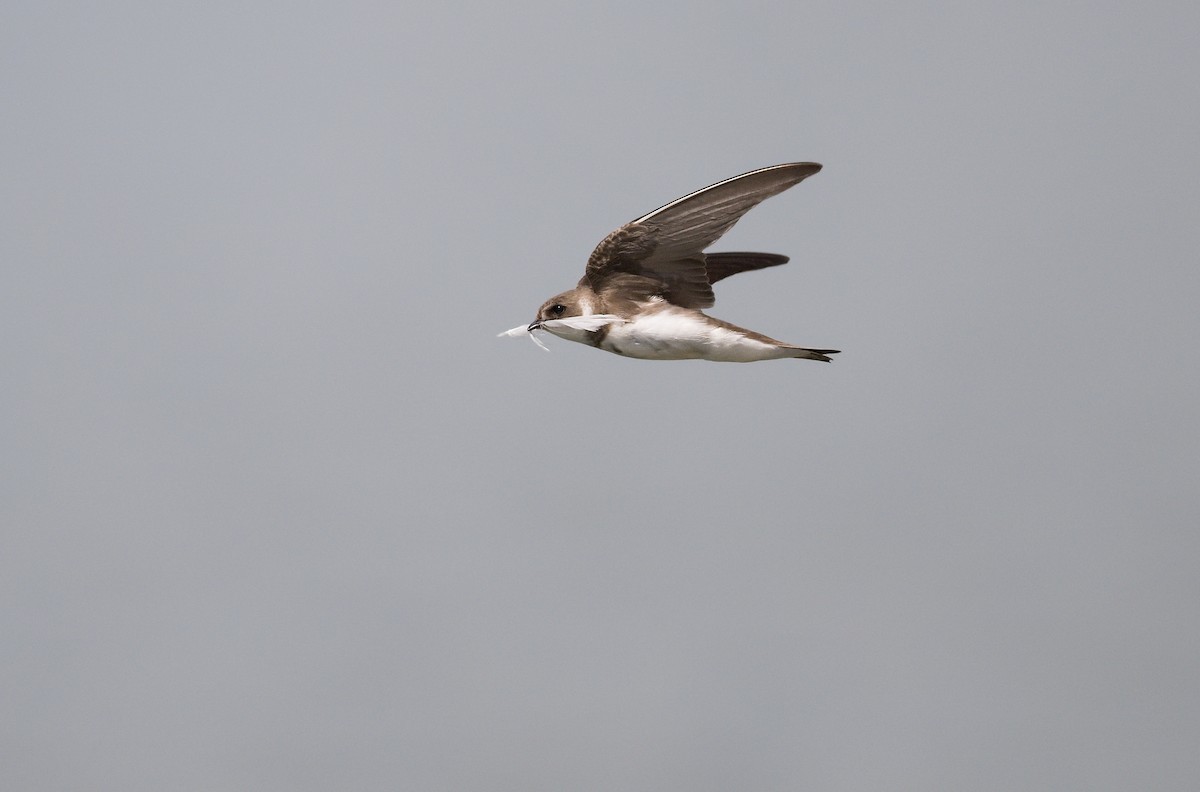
[601,306,793,362]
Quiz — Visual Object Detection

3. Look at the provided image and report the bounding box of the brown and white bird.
[500,162,839,363]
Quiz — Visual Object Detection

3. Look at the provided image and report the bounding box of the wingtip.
[754,161,822,176]
[763,161,822,184]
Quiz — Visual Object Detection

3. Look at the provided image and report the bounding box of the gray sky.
[3,2,1199,790]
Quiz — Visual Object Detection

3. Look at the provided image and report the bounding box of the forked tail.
[791,347,840,363]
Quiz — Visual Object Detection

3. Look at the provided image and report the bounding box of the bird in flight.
[500,162,838,363]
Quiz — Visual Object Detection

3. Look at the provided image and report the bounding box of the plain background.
[3,2,1198,790]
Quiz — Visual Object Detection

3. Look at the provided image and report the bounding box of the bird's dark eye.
[550,304,565,316]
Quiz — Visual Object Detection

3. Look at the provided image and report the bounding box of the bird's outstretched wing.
[583,163,821,308]
[702,252,789,285]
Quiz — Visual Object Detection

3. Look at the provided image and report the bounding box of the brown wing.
[584,163,821,308]
[702,252,789,285]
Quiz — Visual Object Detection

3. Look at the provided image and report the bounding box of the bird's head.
[497,284,617,349]
[529,288,589,332]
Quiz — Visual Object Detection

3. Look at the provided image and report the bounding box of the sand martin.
[500,162,839,363]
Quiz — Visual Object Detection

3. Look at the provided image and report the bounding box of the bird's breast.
[598,307,783,361]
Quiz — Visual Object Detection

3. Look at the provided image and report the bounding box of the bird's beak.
[527,320,542,332]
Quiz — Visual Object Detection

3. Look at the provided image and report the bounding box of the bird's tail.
[789,347,840,363]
